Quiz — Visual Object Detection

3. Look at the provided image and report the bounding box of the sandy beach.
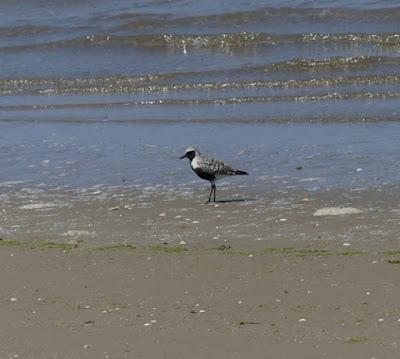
[1,186,400,358]
[2,245,400,358]
[2,0,400,356]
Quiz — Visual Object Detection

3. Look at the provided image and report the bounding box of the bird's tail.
[232,169,248,175]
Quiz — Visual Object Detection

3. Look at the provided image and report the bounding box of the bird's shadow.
[207,198,256,204]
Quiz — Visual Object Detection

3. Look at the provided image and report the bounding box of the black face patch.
[185,150,196,160]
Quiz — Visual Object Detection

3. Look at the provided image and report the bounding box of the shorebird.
[180,147,248,202]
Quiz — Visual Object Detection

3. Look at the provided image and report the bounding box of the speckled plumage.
[191,153,246,179]
[180,147,248,202]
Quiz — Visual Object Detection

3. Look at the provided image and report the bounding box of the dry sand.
[1,185,400,358]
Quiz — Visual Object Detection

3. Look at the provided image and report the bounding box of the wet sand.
[1,185,400,357]
[1,184,400,251]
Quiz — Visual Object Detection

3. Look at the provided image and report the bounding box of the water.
[1,0,400,191]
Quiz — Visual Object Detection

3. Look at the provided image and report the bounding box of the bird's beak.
[179,154,186,159]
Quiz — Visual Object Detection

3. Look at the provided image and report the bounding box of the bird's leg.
[213,181,216,202]
[208,181,214,203]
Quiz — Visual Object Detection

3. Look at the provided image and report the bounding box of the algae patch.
[263,247,363,257]
[347,337,367,344]
[386,259,400,264]
[40,242,77,251]
[94,244,136,251]
[0,239,76,251]
[0,239,25,247]
[239,321,261,326]
[150,245,188,254]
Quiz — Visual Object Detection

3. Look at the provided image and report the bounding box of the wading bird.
[180,147,248,202]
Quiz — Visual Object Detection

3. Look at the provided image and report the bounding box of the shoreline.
[1,184,400,251]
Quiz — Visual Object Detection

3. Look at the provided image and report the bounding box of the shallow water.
[1,121,399,192]
[1,0,400,191]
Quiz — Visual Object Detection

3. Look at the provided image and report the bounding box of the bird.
[180,147,248,202]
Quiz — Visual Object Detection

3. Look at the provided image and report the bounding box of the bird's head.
[179,146,199,160]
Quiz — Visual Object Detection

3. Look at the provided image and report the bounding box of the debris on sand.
[19,202,57,210]
[63,230,93,237]
[313,207,363,216]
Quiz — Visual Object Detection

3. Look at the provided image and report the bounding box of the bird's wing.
[199,156,236,175]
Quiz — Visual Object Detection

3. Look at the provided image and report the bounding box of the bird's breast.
[190,157,199,170]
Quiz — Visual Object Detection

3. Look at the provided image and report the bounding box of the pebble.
[109,207,120,211]
[356,168,363,172]
[10,297,17,302]
[298,318,307,322]
[248,254,254,258]
[378,318,384,322]
[179,240,187,245]
[144,323,151,326]
[342,243,351,247]
[192,221,199,224]
[159,213,166,217]
[199,309,206,313]
[83,344,91,349]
